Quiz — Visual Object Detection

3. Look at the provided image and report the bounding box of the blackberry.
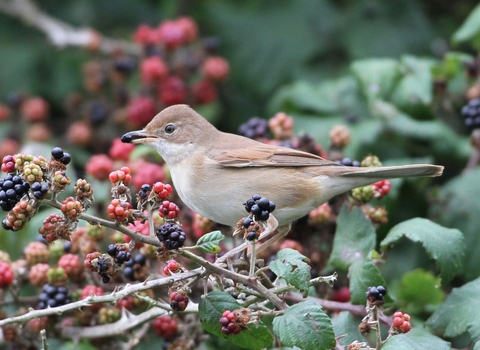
[123,254,146,281]
[106,244,118,257]
[123,259,135,281]
[238,117,269,139]
[156,222,187,250]
[243,194,276,221]
[242,217,253,228]
[461,98,480,130]
[39,284,71,309]
[113,57,136,74]
[0,174,30,211]
[63,241,72,253]
[247,231,257,241]
[51,147,64,160]
[60,153,71,165]
[115,250,131,264]
[366,285,387,303]
[336,157,360,167]
[31,181,49,199]
[138,184,151,200]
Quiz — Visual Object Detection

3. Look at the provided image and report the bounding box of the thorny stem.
[249,241,257,277]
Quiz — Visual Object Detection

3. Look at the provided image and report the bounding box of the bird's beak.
[121,130,159,144]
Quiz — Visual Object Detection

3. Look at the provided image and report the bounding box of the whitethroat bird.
[121,104,443,228]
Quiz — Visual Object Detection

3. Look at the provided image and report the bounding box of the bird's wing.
[207,143,338,168]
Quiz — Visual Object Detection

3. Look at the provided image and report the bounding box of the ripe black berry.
[107,244,118,257]
[0,174,30,211]
[60,153,71,165]
[156,223,187,250]
[366,285,387,303]
[242,217,253,228]
[51,147,64,160]
[336,157,360,167]
[461,98,480,130]
[39,284,71,309]
[238,117,269,139]
[243,195,276,221]
[247,231,257,241]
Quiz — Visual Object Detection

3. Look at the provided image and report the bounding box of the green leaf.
[196,231,225,254]
[390,55,435,118]
[272,300,335,350]
[348,257,390,305]
[332,311,367,346]
[426,277,480,342]
[382,327,451,350]
[269,248,311,295]
[328,205,376,271]
[350,58,400,103]
[397,269,444,311]
[474,342,480,350]
[430,167,480,280]
[199,291,273,349]
[452,3,480,46]
[380,218,464,283]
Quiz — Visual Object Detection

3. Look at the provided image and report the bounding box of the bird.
[121,104,443,228]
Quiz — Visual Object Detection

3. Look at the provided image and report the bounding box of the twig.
[40,329,48,350]
[0,0,141,55]
[0,269,203,327]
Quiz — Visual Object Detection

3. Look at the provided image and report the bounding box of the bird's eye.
[164,124,176,134]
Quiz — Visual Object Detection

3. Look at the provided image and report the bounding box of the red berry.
[58,254,84,280]
[67,121,92,146]
[0,104,11,121]
[393,317,403,327]
[152,315,178,340]
[159,200,180,219]
[163,259,181,275]
[157,20,185,48]
[0,261,14,287]
[176,17,198,43]
[1,155,16,173]
[140,57,169,85]
[24,241,50,265]
[107,199,132,221]
[393,311,403,318]
[401,321,412,332]
[402,313,411,321]
[85,154,114,181]
[192,79,218,104]
[332,286,351,303]
[21,97,49,122]
[133,24,154,44]
[202,56,230,81]
[372,180,391,199]
[29,263,49,287]
[132,162,165,191]
[127,96,157,128]
[153,182,172,198]
[109,138,135,161]
[158,76,187,106]
[169,291,189,311]
[81,285,104,310]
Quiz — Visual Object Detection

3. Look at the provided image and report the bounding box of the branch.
[0,0,141,55]
[0,269,203,327]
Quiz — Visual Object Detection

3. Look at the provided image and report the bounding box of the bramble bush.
[1,2,480,350]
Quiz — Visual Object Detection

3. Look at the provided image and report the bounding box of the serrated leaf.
[269,248,311,295]
[430,167,480,281]
[332,311,367,346]
[350,58,400,103]
[380,218,464,283]
[199,291,273,349]
[328,205,376,271]
[273,300,335,350]
[382,327,451,350]
[348,257,390,305]
[397,269,444,311]
[426,277,480,341]
[196,231,225,254]
[452,3,480,46]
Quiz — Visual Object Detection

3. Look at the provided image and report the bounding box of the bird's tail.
[339,164,443,179]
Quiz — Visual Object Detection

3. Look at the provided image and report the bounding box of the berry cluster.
[268,112,294,141]
[239,117,269,139]
[329,125,351,148]
[38,213,69,242]
[51,147,71,165]
[107,199,132,222]
[84,252,112,283]
[28,263,49,287]
[308,203,334,224]
[366,285,387,304]
[153,315,178,340]
[137,184,151,202]
[169,291,189,312]
[31,181,49,200]
[461,98,480,130]
[123,253,147,281]
[81,285,104,310]
[372,180,391,199]
[153,182,173,198]
[159,200,180,219]
[219,309,250,336]
[163,259,182,276]
[107,244,132,265]
[361,155,382,167]
[1,155,16,173]
[336,157,360,167]
[0,174,30,211]
[39,284,71,309]
[244,194,276,221]
[60,196,83,219]
[156,222,187,250]
[109,167,132,185]
[392,311,412,333]
[58,253,84,282]
[0,261,14,287]
[24,241,50,265]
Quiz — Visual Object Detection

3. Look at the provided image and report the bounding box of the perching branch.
[0,0,141,55]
